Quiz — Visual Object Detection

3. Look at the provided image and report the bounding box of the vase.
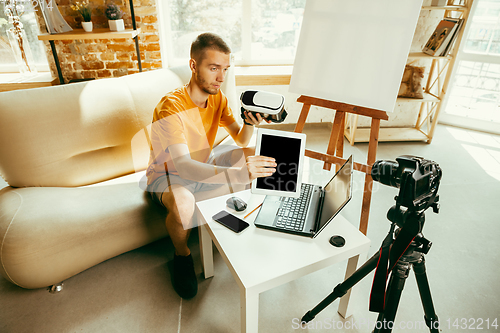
[108,19,125,32]
[6,27,37,77]
[82,21,93,32]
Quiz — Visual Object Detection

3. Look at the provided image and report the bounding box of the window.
[443,0,500,133]
[0,1,49,73]
[160,0,306,66]
[448,61,500,123]
[463,2,500,55]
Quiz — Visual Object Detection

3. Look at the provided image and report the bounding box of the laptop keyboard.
[275,183,314,231]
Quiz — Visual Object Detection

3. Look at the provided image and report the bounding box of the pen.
[244,203,263,219]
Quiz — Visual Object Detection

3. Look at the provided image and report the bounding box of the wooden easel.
[294,95,388,235]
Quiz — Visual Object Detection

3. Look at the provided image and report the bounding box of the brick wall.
[37,0,162,83]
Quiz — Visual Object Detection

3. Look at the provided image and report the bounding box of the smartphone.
[212,210,249,233]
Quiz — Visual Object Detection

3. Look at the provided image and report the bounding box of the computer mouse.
[226,196,247,212]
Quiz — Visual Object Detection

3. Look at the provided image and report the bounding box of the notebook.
[254,155,353,238]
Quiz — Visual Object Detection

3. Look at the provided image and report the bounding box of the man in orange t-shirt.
[146,33,275,299]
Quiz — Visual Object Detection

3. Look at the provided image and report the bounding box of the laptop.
[254,155,353,238]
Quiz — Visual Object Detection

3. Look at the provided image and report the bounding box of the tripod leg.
[301,251,380,324]
[413,257,440,333]
[373,260,411,333]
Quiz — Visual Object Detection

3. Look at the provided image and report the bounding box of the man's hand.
[245,155,276,182]
[243,111,272,126]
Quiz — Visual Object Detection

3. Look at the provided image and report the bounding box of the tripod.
[301,205,440,333]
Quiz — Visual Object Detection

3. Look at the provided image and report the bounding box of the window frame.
[440,0,500,135]
[158,0,301,68]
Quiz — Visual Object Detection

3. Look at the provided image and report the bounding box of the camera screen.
[256,134,302,192]
[416,175,430,198]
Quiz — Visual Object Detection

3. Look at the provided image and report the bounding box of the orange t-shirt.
[147,85,236,185]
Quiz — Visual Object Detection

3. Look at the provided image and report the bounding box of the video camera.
[371,155,442,212]
[240,90,288,123]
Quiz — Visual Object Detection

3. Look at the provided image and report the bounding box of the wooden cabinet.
[345,1,473,144]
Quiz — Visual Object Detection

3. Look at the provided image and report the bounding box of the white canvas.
[289,0,423,112]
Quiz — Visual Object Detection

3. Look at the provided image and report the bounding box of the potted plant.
[105,4,124,32]
[71,1,92,32]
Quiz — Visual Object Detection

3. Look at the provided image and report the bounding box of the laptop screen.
[317,156,353,233]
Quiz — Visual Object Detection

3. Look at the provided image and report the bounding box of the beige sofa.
[0,66,238,289]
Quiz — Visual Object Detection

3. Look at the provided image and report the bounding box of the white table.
[196,189,371,333]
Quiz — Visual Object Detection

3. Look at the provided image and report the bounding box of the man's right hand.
[245,155,276,182]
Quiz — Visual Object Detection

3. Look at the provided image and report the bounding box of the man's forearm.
[233,123,255,147]
[174,157,249,184]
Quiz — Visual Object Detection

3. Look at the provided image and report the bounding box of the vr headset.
[240,90,288,123]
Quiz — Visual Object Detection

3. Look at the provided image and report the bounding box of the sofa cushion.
[0,172,168,289]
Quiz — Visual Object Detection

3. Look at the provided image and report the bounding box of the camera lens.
[371,160,399,187]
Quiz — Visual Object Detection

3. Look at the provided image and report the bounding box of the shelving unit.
[37,0,142,84]
[38,28,140,41]
[344,1,473,144]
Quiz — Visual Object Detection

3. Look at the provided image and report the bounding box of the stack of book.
[422,18,464,56]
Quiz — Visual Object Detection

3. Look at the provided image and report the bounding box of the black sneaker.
[172,253,198,299]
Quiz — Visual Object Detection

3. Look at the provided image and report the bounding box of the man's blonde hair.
[190,32,231,63]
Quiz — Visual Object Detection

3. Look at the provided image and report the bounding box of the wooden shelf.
[408,51,452,59]
[38,28,141,41]
[235,66,292,86]
[346,127,429,144]
[397,92,440,103]
[236,74,291,86]
[422,5,467,11]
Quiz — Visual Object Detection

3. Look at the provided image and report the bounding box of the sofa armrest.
[0,183,168,289]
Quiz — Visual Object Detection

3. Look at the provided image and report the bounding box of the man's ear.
[189,59,196,73]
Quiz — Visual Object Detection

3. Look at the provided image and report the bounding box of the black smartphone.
[212,210,249,233]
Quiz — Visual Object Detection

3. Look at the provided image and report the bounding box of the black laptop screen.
[317,157,353,232]
[256,134,302,193]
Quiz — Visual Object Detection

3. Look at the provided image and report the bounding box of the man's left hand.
[243,111,272,126]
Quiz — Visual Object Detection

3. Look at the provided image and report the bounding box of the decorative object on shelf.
[71,1,92,31]
[398,65,424,99]
[431,0,447,6]
[423,18,463,57]
[4,0,37,76]
[105,4,125,31]
[39,0,73,34]
[81,21,92,32]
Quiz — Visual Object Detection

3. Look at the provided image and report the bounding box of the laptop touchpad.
[257,199,281,224]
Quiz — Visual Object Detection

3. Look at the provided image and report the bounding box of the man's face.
[193,49,230,95]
